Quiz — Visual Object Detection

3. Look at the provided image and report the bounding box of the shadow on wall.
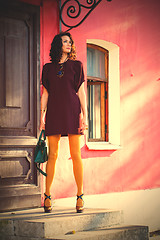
[107,70,160,193]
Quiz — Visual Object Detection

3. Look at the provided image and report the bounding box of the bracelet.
[41,109,46,112]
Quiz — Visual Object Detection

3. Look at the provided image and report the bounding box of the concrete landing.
[0,206,123,239]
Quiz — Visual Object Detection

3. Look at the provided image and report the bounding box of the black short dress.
[42,59,85,136]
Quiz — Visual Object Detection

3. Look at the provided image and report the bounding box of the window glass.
[87,84,101,139]
[87,47,106,80]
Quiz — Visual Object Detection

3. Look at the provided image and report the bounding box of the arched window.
[87,44,108,142]
[87,40,120,150]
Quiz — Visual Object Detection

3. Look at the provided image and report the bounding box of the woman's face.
[61,35,72,54]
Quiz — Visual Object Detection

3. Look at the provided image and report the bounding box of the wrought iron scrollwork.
[60,0,112,31]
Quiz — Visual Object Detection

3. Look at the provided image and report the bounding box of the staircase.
[0,206,149,240]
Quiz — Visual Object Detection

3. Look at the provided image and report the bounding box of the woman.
[40,32,87,213]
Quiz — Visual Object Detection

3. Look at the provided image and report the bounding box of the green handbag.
[34,130,48,176]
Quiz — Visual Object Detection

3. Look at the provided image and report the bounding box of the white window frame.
[86,39,121,150]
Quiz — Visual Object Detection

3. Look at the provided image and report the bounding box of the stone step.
[55,225,149,240]
[0,226,149,240]
[0,206,123,239]
[0,185,41,212]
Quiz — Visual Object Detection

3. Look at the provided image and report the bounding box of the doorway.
[0,1,41,211]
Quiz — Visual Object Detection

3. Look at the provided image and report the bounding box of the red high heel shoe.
[76,194,84,213]
[44,193,52,213]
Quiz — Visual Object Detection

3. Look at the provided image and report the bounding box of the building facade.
[0,0,160,231]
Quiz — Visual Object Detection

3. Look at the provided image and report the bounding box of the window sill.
[86,141,122,150]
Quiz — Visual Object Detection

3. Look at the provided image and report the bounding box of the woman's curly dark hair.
[49,32,76,63]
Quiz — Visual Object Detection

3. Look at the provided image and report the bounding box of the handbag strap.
[38,130,46,142]
[36,163,47,177]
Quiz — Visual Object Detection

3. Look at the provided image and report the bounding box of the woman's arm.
[77,82,88,133]
[40,86,49,130]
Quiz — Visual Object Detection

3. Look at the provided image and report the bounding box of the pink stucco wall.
[22,0,160,201]
[56,0,160,198]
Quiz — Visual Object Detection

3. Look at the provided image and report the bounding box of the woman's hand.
[40,110,46,131]
[79,114,88,135]
[77,83,88,135]
[40,116,45,131]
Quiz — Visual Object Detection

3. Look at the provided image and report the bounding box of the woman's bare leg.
[45,134,61,207]
[68,134,83,207]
